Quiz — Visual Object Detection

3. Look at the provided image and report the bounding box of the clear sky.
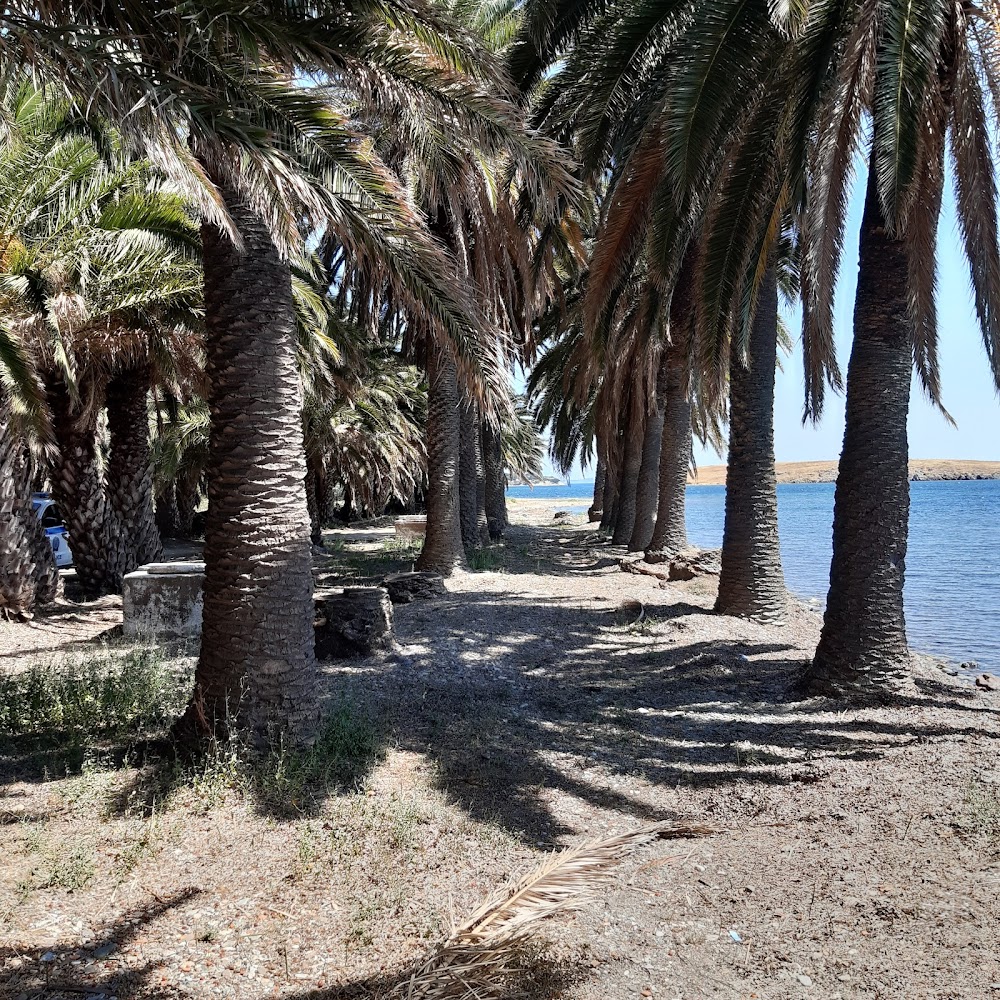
[535,163,1000,481]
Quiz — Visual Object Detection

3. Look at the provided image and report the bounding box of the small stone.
[93,943,118,959]
[975,673,999,692]
[795,974,813,987]
[40,952,57,963]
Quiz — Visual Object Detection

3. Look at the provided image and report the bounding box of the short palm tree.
[0,82,201,597]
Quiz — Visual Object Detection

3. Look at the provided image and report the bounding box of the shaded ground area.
[1,510,999,999]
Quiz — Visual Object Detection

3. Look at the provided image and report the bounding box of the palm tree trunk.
[0,410,57,617]
[482,421,507,539]
[305,449,323,546]
[106,365,163,584]
[156,486,182,539]
[177,191,318,748]
[473,411,489,547]
[417,340,466,574]
[459,397,482,550]
[805,168,912,695]
[628,367,666,551]
[715,265,786,620]
[647,255,696,559]
[45,373,117,597]
[588,457,606,522]
[646,360,691,558]
[611,385,645,545]
[599,443,620,534]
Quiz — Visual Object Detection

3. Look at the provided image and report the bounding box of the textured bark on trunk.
[106,365,163,584]
[588,457,606,522]
[0,412,58,617]
[805,168,913,695]
[305,449,323,546]
[416,341,466,574]
[646,377,691,558]
[611,386,645,545]
[458,398,481,550]
[156,487,181,539]
[482,421,507,539]
[45,374,117,596]
[178,192,318,749]
[628,368,666,551]
[715,265,787,620]
[599,448,620,534]
[646,268,695,561]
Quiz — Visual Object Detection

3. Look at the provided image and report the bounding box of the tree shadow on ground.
[0,887,200,999]
[321,524,1000,845]
[290,957,583,1000]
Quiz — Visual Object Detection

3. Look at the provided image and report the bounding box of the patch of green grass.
[380,537,422,559]
[0,646,186,741]
[20,839,97,893]
[467,545,507,572]
[183,699,384,817]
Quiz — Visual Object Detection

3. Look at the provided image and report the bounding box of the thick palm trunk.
[178,192,318,748]
[156,487,181,539]
[715,265,786,620]
[417,341,466,574]
[45,373,117,596]
[482,421,507,539]
[459,398,482,550]
[588,457,606,522]
[599,446,620,533]
[628,366,666,551]
[805,170,912,695]
[106,365,163,584]
[646,364,691,558]
[611,387,645,545]
[0,412,57,617]
[305,449,323,546]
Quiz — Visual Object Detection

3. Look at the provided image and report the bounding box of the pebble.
[795,974,813,987]
[93,942,118,959]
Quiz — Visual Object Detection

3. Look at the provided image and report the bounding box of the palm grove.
[1,0,999,749]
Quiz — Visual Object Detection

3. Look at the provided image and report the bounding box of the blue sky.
[534,165,1000,481]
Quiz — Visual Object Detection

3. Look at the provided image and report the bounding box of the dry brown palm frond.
[386,821,714,1000]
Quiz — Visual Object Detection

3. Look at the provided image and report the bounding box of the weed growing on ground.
[964,779,1000,840]
[467,546,507,571]
[182,699,384,816]
[0,646,187,740]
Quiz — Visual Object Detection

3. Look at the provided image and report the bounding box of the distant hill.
[689,459,1000,486]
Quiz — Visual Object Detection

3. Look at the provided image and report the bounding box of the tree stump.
[381,571,446,604]
[314,587,395,658]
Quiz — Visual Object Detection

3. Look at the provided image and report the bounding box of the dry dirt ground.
[2,504,999,1000]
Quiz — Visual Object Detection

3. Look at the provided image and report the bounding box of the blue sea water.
[506,479,1000,675]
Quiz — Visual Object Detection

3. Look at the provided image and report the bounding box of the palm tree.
[0,82,203,595]
[791,0,1000,693]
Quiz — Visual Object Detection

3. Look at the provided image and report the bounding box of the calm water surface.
[507,479,1000,674]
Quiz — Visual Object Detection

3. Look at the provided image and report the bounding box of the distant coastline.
[689,459,1000,486]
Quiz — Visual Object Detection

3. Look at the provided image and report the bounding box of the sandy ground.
[2,508,1000,1000]
[686,459,1000,486]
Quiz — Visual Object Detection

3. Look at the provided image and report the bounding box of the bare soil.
[2,508,999,1000]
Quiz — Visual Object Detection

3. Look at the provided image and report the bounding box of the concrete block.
[394,515,427,538]
[122,561,205,638]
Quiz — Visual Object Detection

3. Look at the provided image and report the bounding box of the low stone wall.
[122,562,205,638]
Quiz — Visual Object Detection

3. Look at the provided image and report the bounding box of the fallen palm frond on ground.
[387,822,714,999]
